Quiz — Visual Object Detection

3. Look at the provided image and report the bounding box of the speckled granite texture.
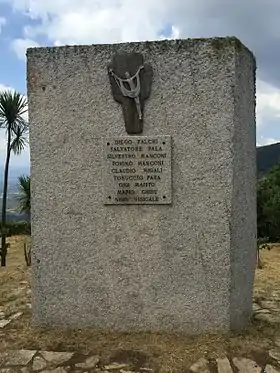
[27,37,257,333]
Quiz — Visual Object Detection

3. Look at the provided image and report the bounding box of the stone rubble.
[9,312,23,321]
[1,293,280,372]
[0,320,11,329]
[232,357,262,373]
[269,349,280,362]
[216,357,233,373]
[32,356,48,371]
[265,366,280,373]
[253,295,280,324]
[0,350,155,373]
[40,352,73,365]
[0,349,280,373]
[4,350,37,366]
[103,363,131,370]
[41,368,68,373]
[190,357,210,373]
[75,356,100,369]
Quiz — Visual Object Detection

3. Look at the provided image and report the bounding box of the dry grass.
[254,243,280,296]
[1,237,280,372]
[0,236,31,318]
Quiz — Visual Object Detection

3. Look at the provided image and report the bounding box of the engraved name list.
[103,136,172,205]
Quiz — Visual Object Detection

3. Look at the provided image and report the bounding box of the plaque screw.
[107,142,110,146]
[162,141,166,145]
[163,196,166,199]
[108,196,111,199]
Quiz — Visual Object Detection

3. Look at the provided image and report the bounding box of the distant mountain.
[257,142,280,178]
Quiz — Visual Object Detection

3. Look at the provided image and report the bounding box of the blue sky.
[0,0,280,171]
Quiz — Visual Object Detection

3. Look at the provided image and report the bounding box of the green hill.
[257,142,280,178]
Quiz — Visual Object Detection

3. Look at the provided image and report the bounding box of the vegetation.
[257,141,280,178]
[0,221,31,236]
[0,90,28,266]
[257,162,280,242]
[17,175,30,218]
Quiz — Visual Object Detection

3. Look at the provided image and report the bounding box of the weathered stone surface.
[190,358,210,373]
[33,356,47,371]
[269,350,280,362]
[0,369,17,373]
[260,300,280,310]
[255,309,271,314]
[0,320,11,329]
[41,368,68,373]
[253,303,261,312]
[271,292,280,300]
[9,312,23,321]
[216,358,233,373]
[0,353,8,366]
[274,339,280,347]
[40,352,73,365]
[265,365,280,373]
[232,357,261,373]
[255,313,280,323]
[4,350,36,366]
[28,38,256,333]
[0,312,5,319]
[104,363,130,371]
[75,356,99,369]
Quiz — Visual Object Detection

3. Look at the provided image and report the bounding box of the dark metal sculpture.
[108,52,153,134]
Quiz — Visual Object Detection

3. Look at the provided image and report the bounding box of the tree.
[257,162,280,242]
[17,175,30,218]
[0,90,28,267]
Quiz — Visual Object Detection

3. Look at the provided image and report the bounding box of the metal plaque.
[103,136,172,205]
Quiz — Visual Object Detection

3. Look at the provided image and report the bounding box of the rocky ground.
[1,237,280,372]
[2,294,280,372]
[1,349,280,373]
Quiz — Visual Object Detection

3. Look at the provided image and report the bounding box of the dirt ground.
[1,236,280,372]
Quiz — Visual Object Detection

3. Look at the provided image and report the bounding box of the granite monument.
[27,37,257,334]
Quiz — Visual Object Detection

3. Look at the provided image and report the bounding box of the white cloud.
[1,0,277,45]
[256,80,280,128]
[2,0,280,148]
[0,17,6,33]
[11,38,40,60]
[0,84,12,92]
[257,136,280,147]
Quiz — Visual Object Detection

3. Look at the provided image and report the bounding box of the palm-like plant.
[17,175,30,218]
[0,90,28,266]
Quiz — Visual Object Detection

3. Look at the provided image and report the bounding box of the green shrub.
[0,220,31,237]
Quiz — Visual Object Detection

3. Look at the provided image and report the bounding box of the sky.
[0,0,280,170]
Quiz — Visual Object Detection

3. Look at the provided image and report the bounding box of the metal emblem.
[108,53,153,134]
